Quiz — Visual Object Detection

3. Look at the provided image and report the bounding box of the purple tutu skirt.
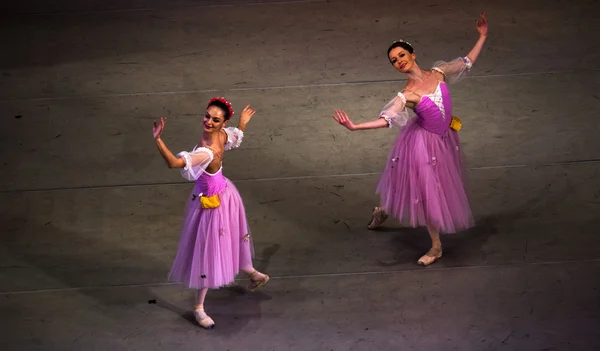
[376,118,474,233]
[168,178,254,289]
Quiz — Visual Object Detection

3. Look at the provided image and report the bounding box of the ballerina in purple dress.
[332,13,488,266]
[153,97,269,329]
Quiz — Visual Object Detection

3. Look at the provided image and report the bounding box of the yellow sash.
[449,115,462,131]
[200,194,220,209]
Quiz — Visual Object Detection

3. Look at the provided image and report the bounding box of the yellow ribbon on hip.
[200,194,220,209]
[449,115,462,131]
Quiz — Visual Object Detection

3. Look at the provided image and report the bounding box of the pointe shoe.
[417,247,442,266]
[367,207,388,230]
[248,270,270,292]
[193,306,215,329]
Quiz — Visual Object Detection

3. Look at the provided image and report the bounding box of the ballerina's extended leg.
[418,224,443,266]
[193,288,215,329]
[243,268,270,291]
[367,206,389,230]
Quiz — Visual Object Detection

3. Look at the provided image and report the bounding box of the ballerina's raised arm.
[433,12,488,84]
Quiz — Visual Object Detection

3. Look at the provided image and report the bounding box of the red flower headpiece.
[207,97,234,119]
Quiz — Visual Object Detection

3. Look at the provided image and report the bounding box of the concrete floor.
[1,0,599,350]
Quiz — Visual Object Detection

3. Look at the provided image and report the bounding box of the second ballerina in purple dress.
[332,13,489,266]
[153,98,270,329]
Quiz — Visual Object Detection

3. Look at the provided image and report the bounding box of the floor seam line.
[2,158,600,194]
[1,68,598,103]
[2,258,598,295]
[6,0,334,17]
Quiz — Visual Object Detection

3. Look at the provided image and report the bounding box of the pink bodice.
[193,168,227,197]
[413,82,453,135]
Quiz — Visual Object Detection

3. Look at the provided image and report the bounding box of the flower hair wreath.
[207,97,235,118]
[392,39,414,50]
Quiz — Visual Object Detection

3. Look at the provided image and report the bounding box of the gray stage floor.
[1,0,599,350]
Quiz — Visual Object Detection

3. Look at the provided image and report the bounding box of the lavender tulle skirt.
[168,178,254,289]
[376,118,475,233]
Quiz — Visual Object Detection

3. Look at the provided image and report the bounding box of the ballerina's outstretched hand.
[153,117,166,139]
[237,105,256,132]
[332,109,357,131]
[476,12,488,37]
[239,105,256,124]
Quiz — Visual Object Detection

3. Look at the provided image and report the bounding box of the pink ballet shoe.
[248,270,270,292]
[367,207,388,230]
[193,305,215,329]
[417,247,442,266]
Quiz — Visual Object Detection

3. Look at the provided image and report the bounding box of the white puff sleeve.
[432,57,473,84]
[223,127,244,150]
[379,92,409,128]
[176,147,214,181]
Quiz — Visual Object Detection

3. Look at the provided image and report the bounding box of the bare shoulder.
[430,68,446,82]
[219,129,228,142]
[215,130,227,154]
[215,129,229,148]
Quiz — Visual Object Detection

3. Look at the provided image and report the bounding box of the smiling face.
[203,105,228,133]
[388,46,416,73]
